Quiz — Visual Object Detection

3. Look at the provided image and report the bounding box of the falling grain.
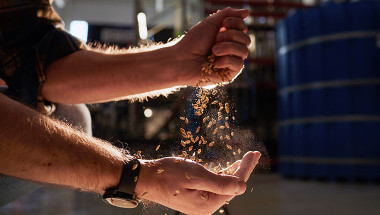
[181,140,186,147]
[156,145,160,151]
[195,136,199,142]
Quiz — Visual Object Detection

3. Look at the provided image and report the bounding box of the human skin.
[41,7,251,103]
[0,93,261,215]
[0,7,257,215]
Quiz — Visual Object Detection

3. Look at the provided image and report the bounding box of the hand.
[174,7,251,86]
[135,151,261,215]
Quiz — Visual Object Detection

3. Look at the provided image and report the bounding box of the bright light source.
[248,33,256,51]
[54,0,66,8]
[155,0,164,13]
[302,0,315,6]
[69,20,88,43]
[137,12,148,40]
[144,108,153,118]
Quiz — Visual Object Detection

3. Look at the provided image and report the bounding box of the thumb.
[234,151,261,182]
[204,7,250,28]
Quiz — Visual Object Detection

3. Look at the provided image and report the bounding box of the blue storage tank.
[276,0,380,181]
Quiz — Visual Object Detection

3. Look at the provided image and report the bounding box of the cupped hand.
[174,7,251,86]
[134,151,261,215]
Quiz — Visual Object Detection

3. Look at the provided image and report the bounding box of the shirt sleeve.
[35,29,88,114]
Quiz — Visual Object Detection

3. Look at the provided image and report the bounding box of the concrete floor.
[1,174,379,215]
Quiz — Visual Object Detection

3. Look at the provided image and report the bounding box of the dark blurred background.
[1,0,379,214]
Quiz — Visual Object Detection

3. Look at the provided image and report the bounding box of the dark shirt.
[0,0,87,113]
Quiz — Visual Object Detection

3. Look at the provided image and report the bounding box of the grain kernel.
[181,140,186,147]
[209,141,215,147]
[185,172,191,179]
[226,144,232,150]
[132,163,138,170]
[157,169,164,174]
[225,135,230,140]
[225,121,230,128]
[200,194,206,200]
[197,148,202,154]
[196,126,200,133]
[156,145,160,151]
[213,128,218,135]
[189,146,193,151]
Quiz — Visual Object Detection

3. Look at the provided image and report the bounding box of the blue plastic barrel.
[276,0,380,181]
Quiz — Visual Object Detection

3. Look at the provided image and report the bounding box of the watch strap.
[117,158,141,195]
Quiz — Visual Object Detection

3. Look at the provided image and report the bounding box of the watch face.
[104,197,139,208]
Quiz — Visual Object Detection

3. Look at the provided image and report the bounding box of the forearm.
[0,94,125,193]
[42,42,182,104]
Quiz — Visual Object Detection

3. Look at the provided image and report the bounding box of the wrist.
[134,160,153,199]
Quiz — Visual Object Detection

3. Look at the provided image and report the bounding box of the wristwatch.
[103,159,141,208]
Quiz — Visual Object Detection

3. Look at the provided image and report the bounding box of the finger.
[216,29,251,47]
[218,160,241,175]
[234,151,261,182]
[212,42,249,59]
[214,56,244,72]
[227,160,241,173]
[204,7,250,28]
[223,17,248,32]
[186,167,246,195]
